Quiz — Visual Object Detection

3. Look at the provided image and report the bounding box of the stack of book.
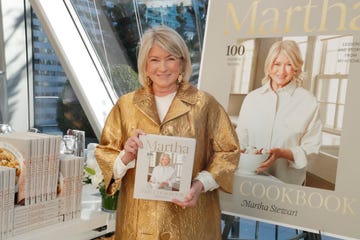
[58,154,84,221]
[0,132,85,238]
[0,167,15,239]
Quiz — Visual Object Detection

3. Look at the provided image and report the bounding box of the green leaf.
[84,166,96,175]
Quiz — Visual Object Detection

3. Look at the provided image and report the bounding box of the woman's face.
[160,156,170,166]
[269,52,295,91]
[146,44,182,96]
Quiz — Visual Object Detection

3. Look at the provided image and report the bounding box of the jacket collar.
[133,82,198,126]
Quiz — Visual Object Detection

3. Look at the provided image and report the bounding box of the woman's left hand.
[159,181,169,189]
[256,148,294,173]
[172,180,203,209]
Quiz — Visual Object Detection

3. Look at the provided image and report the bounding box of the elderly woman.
[95,25,240,240]
[236,40,322,185]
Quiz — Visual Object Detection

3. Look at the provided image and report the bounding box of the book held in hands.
[134,134,196,202]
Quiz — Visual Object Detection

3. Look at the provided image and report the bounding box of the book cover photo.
[134,134,196,202]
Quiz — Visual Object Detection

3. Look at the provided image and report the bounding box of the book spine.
[2,168,9,239]
[0,169,4,240]
[8,168,15,238]
[42,136,50,201]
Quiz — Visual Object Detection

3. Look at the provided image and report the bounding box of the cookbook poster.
[199,0,360,239]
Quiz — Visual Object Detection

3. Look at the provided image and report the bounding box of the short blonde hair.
[262,40,304,86]
[137,25,192,87]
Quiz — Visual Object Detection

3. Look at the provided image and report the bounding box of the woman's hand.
[256,148,294,173]
[172,180,203,209]
[122,129,145,165]
[159,181,169,189]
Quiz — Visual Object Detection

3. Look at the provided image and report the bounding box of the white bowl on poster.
[236,153,269,175]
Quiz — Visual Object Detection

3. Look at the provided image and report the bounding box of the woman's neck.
[153,85,178,97]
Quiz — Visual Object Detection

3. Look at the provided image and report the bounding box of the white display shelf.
[8,184,116,240]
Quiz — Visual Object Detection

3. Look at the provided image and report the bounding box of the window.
[314,35,351,135]
[31,0,208,139]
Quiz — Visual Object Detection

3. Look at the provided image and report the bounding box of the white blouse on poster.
[236,80,322,185]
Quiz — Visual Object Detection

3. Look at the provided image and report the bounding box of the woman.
[236,40,322,185]
[149,153,176,190]
[95,25,240,240]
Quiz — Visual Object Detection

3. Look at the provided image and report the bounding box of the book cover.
[0,137,28,205]
[134,134,196,202]
[200,0,360,239]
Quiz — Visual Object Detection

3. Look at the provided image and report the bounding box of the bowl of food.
[236,152,269,175]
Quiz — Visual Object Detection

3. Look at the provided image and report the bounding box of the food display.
[0,143,23,178]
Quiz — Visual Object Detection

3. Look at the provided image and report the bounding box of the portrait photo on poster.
[232,35,351,192]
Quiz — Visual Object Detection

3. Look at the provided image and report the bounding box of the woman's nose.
[159,60,167,71]
[278,65,285,74]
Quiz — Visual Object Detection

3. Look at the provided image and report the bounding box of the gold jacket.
[95,82,240,240]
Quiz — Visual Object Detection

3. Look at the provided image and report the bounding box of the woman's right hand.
[122,129,145,165]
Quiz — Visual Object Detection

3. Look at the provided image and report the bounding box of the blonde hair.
[137,25,192,87]
[262,40,304,86]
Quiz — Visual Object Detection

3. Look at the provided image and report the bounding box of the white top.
[155,91,176,122]
[236,80,322,185]
[113,91,219,192]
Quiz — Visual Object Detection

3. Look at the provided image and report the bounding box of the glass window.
[32,11,97,142]
[31,0,208,141]
[69,0,208,96]
[314,35,351,134]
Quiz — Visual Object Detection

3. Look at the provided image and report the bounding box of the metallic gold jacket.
[95,82,240,240]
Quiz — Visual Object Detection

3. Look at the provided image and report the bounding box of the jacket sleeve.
[94,101,124,195]
[205,97,240,193]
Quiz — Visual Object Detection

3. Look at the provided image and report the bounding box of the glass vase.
[100,187,119,212]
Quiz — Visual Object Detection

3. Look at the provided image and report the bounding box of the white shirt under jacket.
[236,80,322,185]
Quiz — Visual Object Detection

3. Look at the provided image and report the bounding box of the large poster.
[199,0,360,239]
